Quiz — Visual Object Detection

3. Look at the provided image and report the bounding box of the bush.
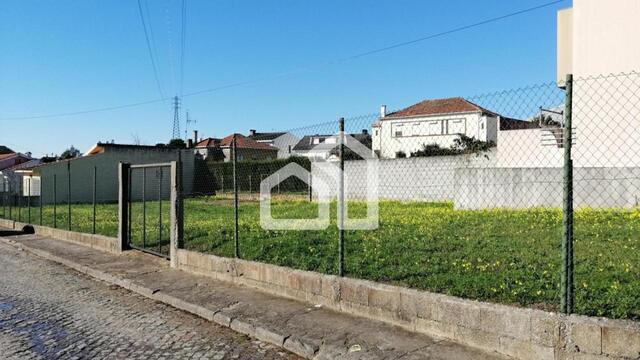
[411,135,495,158]
[204,156,312,194]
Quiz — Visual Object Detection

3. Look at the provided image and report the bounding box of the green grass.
[2,197,638,320]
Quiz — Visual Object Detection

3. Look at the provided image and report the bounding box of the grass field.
[2,196,639,320]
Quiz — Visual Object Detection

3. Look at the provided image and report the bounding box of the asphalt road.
[0,240,300,359]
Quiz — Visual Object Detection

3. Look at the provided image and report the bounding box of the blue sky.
[0,0,570,157]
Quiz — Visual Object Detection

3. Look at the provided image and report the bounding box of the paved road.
[0,241,300,359]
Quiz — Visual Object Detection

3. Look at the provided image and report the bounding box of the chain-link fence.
[1,161,120,237]
[180,72,639,321]
[1,72,638,320]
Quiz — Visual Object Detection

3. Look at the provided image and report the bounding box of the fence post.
[93,166,97,234]
[308,172,312,202]
[1,178,4,219]
[118,162,130,252]
[18,180,21,222]
[53,174,57,228]
[67,161,71,230]
[170,158,184,268]
[232,135,240,258]
[338,117,345,276]
[27,176,31,224]
[159,167,163,254]
[561,74,574,314]
[8,181,12,220]
[142,167,147,248]
[39,175,43,226]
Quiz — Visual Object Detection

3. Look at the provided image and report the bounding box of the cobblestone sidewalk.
[0,240,298,360]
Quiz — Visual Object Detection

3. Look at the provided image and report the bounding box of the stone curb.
[0,236,321,359]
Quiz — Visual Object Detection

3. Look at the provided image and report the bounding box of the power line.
[136,0,165,99]
[0,0,565,121]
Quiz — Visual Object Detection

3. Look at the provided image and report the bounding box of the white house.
[292,130,371,161]
[247,130,300,159]
[372,97,522,159]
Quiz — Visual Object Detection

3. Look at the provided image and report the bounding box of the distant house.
[0,152,33,171]
[247,130,299,159]
[372,97,532,159]
[195,134,278,162]
[292,130,371,161]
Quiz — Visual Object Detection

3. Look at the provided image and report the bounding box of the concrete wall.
[176,249,640,360]
[455,167,640,210]
[311,153,495,202]
[311,154,640,209]
[0,218,121,254]
[35,149,194,204]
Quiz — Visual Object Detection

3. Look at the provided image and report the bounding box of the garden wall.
[0,218,121,254]
[311,155,640,209]
[176,249,640,360]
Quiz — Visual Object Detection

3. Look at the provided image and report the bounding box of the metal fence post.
[170,157,184,268]
[53,174,57,228]
[338,117,345,276]
[308,172,312,202]
[67,161,71,230]
[142,167,147,248]
[93,166,97,234]
[561,74,574,314]
[8,181,12,220]
[27,176,31,223]
[118,162,130,251]
[233,135,240,258]
[39,175,43,226]
[159,167,163,254]
[18,180,22,222]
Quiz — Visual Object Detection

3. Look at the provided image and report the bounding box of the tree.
[167,138,187,149]
[533,114,561,127]
[59,146,81,160]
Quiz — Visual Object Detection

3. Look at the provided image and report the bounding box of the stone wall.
[176,249,640,360]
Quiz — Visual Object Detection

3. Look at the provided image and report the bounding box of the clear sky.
[0,0,570,157]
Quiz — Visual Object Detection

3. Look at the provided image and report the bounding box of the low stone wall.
[177,249,640,360]
[0,218,121,254]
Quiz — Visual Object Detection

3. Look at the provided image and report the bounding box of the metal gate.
[127,163,172,259]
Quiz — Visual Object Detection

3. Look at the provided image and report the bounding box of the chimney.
[193,130,198,145]
[187,139,193,148]
[249,129,257,136]
[380,105,387,118]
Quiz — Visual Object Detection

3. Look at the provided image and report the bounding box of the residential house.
[557,0,640,167]
[292,130,371,161]
[195,134,278,162]
[0,151,33,171]
[372,97,530,159]
[247,130,299,159]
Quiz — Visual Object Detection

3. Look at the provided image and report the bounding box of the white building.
[247,130,299,159]
[372,97,526,159]
[557,0,640,168]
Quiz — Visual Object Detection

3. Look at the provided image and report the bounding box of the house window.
[392,123,404,137]
[447,119,466,134]
[374,129,379,136]
[427,121,441,135]
[412,122,421,136]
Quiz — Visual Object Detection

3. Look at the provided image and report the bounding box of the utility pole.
[172,95,181,139]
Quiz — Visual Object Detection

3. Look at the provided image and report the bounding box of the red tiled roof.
[196,134,276,151]
[385,97,497,119]
[195,138,221,148]
[219,134,276,150]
